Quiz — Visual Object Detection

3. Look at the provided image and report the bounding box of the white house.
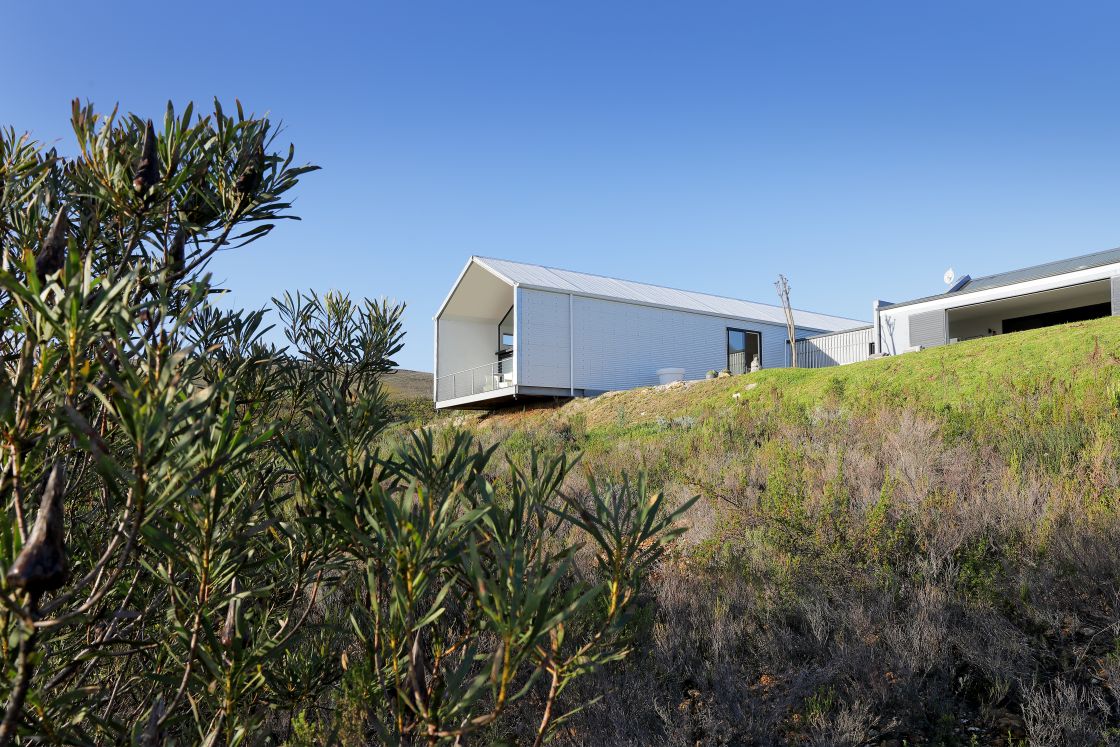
[434,257,866,409]
[872,247,1120,356]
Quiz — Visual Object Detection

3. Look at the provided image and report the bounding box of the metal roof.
[472,256,866,332]
[881,246,1120,310]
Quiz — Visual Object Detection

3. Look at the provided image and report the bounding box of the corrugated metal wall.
[513,294,825,392]
[518,288,572,389]
[481,290,881,388]
[794,327,874,368]
[908,310,948,348]
[572,297,705,389]
[1112,276,1120,315]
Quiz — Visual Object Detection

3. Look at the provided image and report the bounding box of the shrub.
[0,103,694,745]
[467,361,1120,744]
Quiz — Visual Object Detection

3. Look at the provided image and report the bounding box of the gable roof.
[881,246,1120,310]
[451,256,865,332]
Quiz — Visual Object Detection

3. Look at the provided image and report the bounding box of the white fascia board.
[433,256,518,320]
[881,262,1120,317]
[512,282,865,332]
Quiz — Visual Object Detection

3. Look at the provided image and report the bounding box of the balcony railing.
[435,361,515,402]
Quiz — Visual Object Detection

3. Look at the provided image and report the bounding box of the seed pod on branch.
[234,133,264,195]
[167,227,186,278]
[220,577,241,649]
[408,631,429,712]
[133,119,160,194]
[7,462,69,605]
[35,207,69,282]
[180,180,220,227]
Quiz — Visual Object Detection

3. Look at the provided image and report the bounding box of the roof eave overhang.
[433,257,518,320]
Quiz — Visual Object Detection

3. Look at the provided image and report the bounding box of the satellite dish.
[943,267,955,285]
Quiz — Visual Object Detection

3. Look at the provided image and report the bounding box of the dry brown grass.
[381,368,432,399]
[457,394,1120,743]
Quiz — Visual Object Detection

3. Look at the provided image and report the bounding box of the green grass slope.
[480,315,1120,442]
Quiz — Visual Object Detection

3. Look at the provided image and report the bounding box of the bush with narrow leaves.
[0,103,693,745]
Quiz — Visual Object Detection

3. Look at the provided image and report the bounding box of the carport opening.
[946,279,1111,341]
[1001,301,1111,333]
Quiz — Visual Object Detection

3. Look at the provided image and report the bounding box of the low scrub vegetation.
[0,103,689,745]
[8,98,1120,746]
[461,318,1120,745]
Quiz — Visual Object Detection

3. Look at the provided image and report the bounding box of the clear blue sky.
[7,1,1120,371]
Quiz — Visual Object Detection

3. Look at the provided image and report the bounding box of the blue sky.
[7,1,1120,371]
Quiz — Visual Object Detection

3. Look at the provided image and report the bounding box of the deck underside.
[435,385,600,411]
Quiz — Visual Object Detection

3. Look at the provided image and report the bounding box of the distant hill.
[383,369,432,400]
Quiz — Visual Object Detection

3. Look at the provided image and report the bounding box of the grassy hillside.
[382,368,432,399]
[380,368,437,423]
[479,315,1120,438]
[438,316,1120,746]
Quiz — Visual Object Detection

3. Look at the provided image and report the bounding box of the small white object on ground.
[656,367,686,385]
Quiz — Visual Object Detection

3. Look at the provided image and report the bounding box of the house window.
[496,306,514,376]
[727,328,761,374]
[497,306,514,353]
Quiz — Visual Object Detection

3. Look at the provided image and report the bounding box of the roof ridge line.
[476,255,862,322]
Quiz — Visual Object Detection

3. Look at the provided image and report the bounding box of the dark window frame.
[497,306,515,357]
[726,327,762,373]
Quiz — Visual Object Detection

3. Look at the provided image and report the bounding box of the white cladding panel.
[518,289,572,389]
[568,296,800,391]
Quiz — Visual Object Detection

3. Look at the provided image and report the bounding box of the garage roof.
[881,247,1120,310]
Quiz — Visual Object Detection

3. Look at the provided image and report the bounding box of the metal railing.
[435,360,515,402]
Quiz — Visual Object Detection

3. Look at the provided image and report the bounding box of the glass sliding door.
[727,328,761,374]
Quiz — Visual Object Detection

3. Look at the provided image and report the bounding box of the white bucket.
[655,367,686,385]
